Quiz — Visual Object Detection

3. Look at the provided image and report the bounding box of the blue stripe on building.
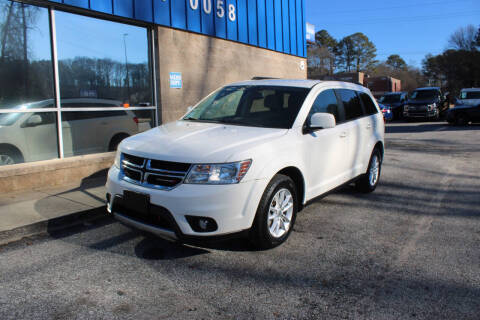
[46,0,306,57]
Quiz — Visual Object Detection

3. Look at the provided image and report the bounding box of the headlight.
[185,160,252,184]
[113,150,121,169]
[404,105,410,110]
[427,103,436,111]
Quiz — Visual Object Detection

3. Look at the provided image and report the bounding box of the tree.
[447,25,477,51]
[476,26,480,47]
[336,33,377,73]
[307,30,337,76]
[386,54,407,71]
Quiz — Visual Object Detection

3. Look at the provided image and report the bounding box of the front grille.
[121,153,191,190]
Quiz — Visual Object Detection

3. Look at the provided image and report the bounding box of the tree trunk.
[1,2,14,60]
[21,3,28,96]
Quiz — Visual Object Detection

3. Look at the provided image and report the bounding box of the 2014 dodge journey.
[106,79,385,248]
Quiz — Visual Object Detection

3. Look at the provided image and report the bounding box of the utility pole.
[123,33,130,102]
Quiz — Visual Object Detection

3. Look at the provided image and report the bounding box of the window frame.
[305,88,346,127]
[0,1,158,163]
[334,89,367,122]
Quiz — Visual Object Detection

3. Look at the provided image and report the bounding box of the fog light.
[186,216,218,233]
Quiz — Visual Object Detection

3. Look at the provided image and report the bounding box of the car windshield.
[410,90,438,100]
[379,94,401,103]
[460,91,480,99]
[183,85,310,129]
[0,100,53,126]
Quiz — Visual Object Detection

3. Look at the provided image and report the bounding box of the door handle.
[340,132,348,138]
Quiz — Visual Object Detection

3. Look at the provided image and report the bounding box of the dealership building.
[0,0,307,192]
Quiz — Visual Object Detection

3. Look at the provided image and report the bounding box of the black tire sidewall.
[251,175,298,249]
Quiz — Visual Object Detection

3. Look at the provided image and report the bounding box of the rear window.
[336,89,364,121]
[359,92,378,115]
[460,91,480,100]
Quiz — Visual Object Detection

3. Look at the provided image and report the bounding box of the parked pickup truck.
[403,87,448,121]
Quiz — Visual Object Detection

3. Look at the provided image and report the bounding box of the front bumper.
[403,109,438,119]
[106,166,267,239]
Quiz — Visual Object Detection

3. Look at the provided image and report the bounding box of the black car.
[403,87,448,121]
[378,92,408,120]
[447,104,480,125]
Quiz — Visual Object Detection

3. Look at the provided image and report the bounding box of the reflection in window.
[61,109,153,156]
[0,1,53,109]
[55,11,152,106]
[0,111,58,165]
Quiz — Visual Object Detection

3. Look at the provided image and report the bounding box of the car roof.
[384,92,405,95]
[228,79,371,91]
[229,79,322,88]
[461,88,480,92]
[415,87,440,91]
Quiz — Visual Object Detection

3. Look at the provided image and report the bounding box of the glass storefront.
[0,0,156,166]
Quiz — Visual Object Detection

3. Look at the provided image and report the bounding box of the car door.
[21,112,59,161]
[335,89,369,179]
[303,89,350,197]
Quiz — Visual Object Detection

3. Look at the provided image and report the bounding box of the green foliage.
[386,54,407,71]
[336,33,377,73]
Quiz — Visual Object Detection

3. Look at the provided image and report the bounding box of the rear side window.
[336,89,364,121]
[308,89,344,123]
[359,92,378,115]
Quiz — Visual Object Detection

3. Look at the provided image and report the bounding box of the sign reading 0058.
[189,0,236,21]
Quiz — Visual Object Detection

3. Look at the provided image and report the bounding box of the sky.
[305,0,480,67]
[27,5,149,64]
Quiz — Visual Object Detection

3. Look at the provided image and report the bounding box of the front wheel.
[356,149,382,193]
[249,174,298,249]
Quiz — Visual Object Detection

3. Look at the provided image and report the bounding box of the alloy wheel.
[268,188,294,238]
[0,154,15,166]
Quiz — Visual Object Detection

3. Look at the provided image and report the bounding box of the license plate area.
[123,190,150,215]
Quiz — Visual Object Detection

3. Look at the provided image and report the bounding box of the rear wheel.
[249,174,298,249]
[0,147,23,166]
[455,113,469,126]
[355,149,382,193]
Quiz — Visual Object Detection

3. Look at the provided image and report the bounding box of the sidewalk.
[0,172,108,245]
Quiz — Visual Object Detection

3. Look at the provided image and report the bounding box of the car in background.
[0,98,140,166]
[403,87,448,121]
[378,103,393,122]
[378,92,408,120]
[446,88,480,125]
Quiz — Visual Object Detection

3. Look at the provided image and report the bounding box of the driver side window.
[307,89,343,124]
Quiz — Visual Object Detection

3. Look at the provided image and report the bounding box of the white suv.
[106,80,385,248]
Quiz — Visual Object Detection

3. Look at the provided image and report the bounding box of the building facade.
[0,0,307,169]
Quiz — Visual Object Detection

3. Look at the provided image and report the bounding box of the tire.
[355,148,382,193]
[249,174,298,249]
[108,134,129,151]
[0,147,23,166]
[455,113,469,126]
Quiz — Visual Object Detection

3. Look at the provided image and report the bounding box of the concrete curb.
[0,206,107,247]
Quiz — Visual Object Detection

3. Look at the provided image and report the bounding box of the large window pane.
[0,1,54,109]
[61,108,153,157]
[0,111,59,166]
[55,11,152,106]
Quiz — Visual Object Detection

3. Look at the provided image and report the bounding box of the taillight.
[133,117,139,124]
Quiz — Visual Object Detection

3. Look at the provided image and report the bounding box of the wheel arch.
[374,141,384,160]
[0,143,25,163]
[276,166,306,211]
[108,132,130,151]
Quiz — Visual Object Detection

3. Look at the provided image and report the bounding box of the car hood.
[457,99,480,106]
[120,121,288,163]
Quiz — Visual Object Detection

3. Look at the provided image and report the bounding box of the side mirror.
[305,113,336,133]
[25,114,43,127]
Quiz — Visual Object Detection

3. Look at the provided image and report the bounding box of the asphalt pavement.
[0,121,479,320]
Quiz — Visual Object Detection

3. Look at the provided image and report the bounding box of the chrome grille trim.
[120,153,191,191]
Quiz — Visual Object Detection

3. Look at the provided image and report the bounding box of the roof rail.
[251,76,280,80]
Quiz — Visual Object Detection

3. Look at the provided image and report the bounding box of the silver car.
[0,98,142,165]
